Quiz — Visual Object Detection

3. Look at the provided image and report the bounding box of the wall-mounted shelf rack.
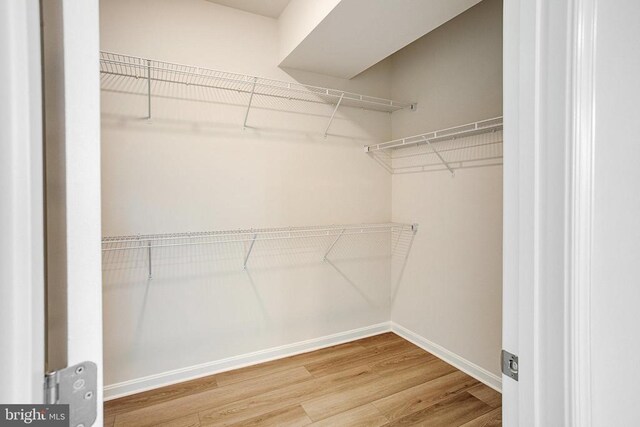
[102,222,418,279]
[100,51,415,134]
[365,117,503,175]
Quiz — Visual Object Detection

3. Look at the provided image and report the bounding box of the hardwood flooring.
[104,333,502,426]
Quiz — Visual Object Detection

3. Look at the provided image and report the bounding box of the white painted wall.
[389,0,503,378]
[100,0,394,393]
[590,1,640,424]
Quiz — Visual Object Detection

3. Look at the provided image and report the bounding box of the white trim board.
[104,322,391,400]
[566,0,597,425]
[391,322,502,392]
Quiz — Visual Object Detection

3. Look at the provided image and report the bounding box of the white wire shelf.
[365,117,503,152]
[365,117,503,175]
[102,223,416,251]
[102,223,418,278]
[100,51,415,132]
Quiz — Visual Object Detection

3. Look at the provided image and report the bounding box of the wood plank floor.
[104,333,502,427]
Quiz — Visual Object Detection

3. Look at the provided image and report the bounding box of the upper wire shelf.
[100,51,415,132]
[365,117,503,152]
[365,117,503,175]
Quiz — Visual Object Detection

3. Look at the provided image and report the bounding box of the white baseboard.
[105,321,502,399]
[391,322,502,392]
[103,322,391,400]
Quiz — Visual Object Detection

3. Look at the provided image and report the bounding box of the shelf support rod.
[243,234,257,270]
[324,93,344,138]
[147,241,152,280]
[243,77,258,130]
[323,228,345,261]
[392,230,416,301]
[392,226,404,256]
[146,60,152,120]
[422,136,455,176]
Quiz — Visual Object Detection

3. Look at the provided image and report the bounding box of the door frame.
[40,0,104,423]
[0,0,103,415]
[0,0,45,404]
[2,0,600,425]
[503,0,596,425]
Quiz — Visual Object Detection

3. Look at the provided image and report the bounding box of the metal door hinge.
[45,361,97,427]
[501,350,519,381]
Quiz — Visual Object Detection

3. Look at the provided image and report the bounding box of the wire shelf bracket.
[392,225,418,301]
[146,60,152,120]
[243,233,258,270]
[324,93,344,138]
[147,241,152,279]
[323,228,345,261]
[423,136,455,176]
[243,77,258,130]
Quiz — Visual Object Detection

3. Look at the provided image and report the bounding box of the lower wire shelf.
[102,222,418,279]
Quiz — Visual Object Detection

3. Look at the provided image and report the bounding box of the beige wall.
[100,0,393,391]
[389,0,503,377]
